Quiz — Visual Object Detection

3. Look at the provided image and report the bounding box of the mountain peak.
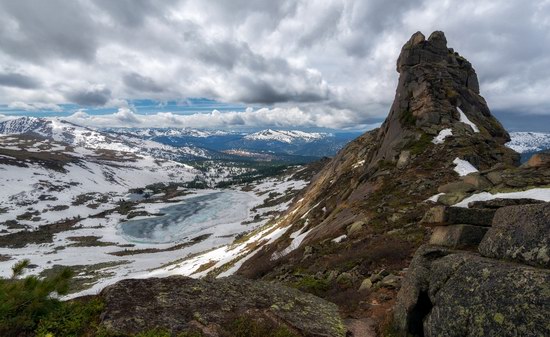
[375,30,513,165]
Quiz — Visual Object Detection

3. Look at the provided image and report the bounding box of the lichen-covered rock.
[394,245,550,337]
[479,203,550,268]
[100,276,346,337]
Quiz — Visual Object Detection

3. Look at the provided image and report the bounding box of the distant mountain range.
[102,126,360,162]
[507,132,550,162]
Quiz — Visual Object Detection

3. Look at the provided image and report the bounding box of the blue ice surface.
[119,190,255,244]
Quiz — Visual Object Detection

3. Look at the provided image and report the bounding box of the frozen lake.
[120,190,257,244]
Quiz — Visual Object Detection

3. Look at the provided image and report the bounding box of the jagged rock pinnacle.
[375,30,512,164]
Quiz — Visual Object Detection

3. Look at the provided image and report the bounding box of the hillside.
[215,31,550,333]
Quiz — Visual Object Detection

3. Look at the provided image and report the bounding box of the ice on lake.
[119,190,256,244]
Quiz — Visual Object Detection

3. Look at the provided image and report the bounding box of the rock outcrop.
[394,202,550,336]
[394,244,550,337]
[479,203,550,268]
[99,276,346,337]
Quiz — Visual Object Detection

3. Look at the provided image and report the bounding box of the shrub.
[35,298,104,337]
[0,259,73,336]
[292,275,330,297]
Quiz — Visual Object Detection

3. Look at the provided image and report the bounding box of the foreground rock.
[394,245,550,337]
[479,203,550,268]
[100,276,346,337]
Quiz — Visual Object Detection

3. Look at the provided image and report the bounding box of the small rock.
[438,192,467,206]
[359,278,373,291]
[327,270,339,282]
[486,171,503,185]
[462,173,492,190]
[347,221,365,237]
[397,150,411,169]
[468,198,544,209]
[380,274,402,289]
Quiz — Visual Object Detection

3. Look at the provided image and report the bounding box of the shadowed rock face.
[394,244,550,337]
[99,276,346,337]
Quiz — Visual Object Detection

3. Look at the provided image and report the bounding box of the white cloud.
[63,106,380,130]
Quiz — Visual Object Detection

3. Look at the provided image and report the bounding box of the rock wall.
[394,202,550,336]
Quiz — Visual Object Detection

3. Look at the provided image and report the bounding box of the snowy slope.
[0,133,199,229]
[243,129,327,143]
[507,132,550,153]
[0,117,210,160]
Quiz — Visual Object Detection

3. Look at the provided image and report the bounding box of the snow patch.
[332,234,347,243]
[457,107,480,133]
[432,128,453,144]
[454,188,550,207]
[426,193,445,203]
[271,226,313,260]
[352,160,365,169]
[453,158,478,176]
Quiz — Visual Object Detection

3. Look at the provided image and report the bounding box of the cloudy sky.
[0,0,549,130]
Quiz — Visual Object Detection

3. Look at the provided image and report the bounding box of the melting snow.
[453,158,478,176]
[432,128,453,144]
[332,234,347,243]
[454,188,550,207]
[271,225,313,260]
[352,160,365,169]
[457,107,480,133]
[426,193,445,203]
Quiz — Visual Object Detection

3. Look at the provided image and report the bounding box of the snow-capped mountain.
[102,126,359,161]
[243,129,327,143]
[507,132,550,153]
[0,117,211,161]
[104,127,232,139]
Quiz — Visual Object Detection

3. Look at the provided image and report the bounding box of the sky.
[0,0,549,131]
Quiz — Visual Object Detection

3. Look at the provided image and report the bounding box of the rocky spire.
[373,31,512,166]
[236,32,519,313]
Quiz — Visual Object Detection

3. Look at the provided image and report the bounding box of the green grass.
[292,275,330,297]
[407,133,432,155]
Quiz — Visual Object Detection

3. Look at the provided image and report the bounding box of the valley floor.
[0,173,307,298]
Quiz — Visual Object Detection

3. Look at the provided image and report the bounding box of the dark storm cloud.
[0,72,41,89]
[66,87,112,106]
[91,0,164,27]
[0,0,98,62]
[123,73,163,93]
[236,77,327,105]
[0,0,549,128]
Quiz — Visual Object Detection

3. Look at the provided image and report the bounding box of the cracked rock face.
[394,244,550,337]
[479,203,550,268]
